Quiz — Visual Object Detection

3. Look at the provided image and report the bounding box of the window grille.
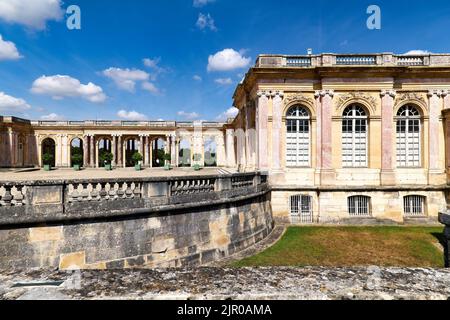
[342,105,368,167]
[348,196,371,217]
[286,105,310,167]
[403,195,426,217]
[396,105,421,167]
[289,194,313,223]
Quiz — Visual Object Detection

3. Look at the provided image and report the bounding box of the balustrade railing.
[0,172,268,225]
[169,178,216,196]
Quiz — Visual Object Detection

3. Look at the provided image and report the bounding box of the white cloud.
[117,109,148,121]
[31,75,106,103]
[177,111,200,120]
[142,57,167,80]
[141,81,161,95]
[404,50,431,55]
[0,91,31,112]
[193,0,215,7]
[0,0,64,30]
[40,113,64,121]
[102,67,150,92]
[0,35,21,61]
[216,107,239,121]
[214,77,233,85]
[196,13,217,31]
[207,49,251,72]
[193,75,202,81]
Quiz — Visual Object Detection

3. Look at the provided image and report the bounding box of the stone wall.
[0,173,273,269]
[271,187,447,224]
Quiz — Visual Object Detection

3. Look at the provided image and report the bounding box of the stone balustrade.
[256,53,450,68]
[0,172,269,226]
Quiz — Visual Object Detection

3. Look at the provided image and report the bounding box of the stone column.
[117,135,123,167]
[139,135,144,157]
[111,135,117,167]
[89,135,95,168]
[55,134,62,167]
[444,90,450,110]
[216,134,226,167]
[36,135,42,167]
[149,139,153,167]
[144,136,149,167]
[380,90,396,185]
[428,90,442,171]
[83,135,89,168]
[226,128,236,167]
[170,134,177,166]
[62,134,69,167]
[272,91,284,171]
[257,91,270,170]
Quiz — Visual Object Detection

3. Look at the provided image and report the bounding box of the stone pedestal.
[438,212,450,267]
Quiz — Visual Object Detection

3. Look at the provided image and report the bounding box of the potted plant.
[132,152,143,171]
[42,153,53,171]
[71,153,83,171]
[100,152,113,171]
[163,153,171,170]
[193,153,202,171]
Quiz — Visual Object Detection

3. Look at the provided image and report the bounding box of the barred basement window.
[286,105,311,167]
[289,194,313,223]
[403,195,426,217]
[396,105,421,167]
[348,196,371,217]
[342,105,368,167]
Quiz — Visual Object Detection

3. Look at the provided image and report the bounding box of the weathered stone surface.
[0,267,449,300]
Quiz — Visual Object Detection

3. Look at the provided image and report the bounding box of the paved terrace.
[0,167,236,183]
[0,267,449,300]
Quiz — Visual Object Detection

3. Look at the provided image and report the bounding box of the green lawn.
[233,226,445,268]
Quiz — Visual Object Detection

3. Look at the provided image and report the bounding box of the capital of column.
[380,89,396,98]
[428,89,446,97]
[257,90,271,98]
[315,90,334,98]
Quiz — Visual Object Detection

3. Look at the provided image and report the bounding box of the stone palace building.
[3,52,450,225]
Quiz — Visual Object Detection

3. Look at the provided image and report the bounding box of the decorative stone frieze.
[336,92,377,112]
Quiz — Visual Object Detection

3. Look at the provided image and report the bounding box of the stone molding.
[335,92,377,113]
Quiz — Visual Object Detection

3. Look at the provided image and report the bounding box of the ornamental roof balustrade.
[255,53,450,68]
[26,120,224,128]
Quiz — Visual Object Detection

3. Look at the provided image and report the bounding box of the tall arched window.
[286,105,310,167]
[342,105,368,167]
[396,105,421,167]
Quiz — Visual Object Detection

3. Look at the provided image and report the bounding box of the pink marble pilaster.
[380,90,396,171]
[320,90,334,169]
[314,91,322,169]
[89,135,95,167]
[257,91,270,170]
[271,91,284,170]
[226,128,236,167]
[428,90,442,170]
[83,135,89,167]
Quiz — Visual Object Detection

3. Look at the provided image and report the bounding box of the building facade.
[3,52,450,224]
[232,53,450,224]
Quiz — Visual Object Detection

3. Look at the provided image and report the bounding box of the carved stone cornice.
[395,92,427,108]
[335,92,377,112]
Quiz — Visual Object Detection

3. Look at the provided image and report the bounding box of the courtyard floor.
[233,226,445,268]
[0,167,234,182]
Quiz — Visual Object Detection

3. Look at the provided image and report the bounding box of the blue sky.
[0,0,450,121]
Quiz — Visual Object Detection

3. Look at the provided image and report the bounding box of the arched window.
[348,195,371,217]
[286,105,310,167]
[396,105,421,167]
[342,105,368,167]
[289,194,313,223]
